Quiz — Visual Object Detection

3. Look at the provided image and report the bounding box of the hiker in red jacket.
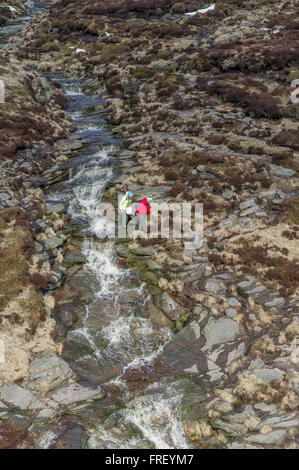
[136,196,152,233]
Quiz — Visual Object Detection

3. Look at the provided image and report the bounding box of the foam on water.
[44,74,190,449]
[124,393,188,449]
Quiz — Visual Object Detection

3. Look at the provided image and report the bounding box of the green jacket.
[120,192,132,212]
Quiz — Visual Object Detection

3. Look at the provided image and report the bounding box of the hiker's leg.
[138,214,147,233]
[121,211,127,228]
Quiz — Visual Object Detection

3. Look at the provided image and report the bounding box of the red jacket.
[136,198,151,215]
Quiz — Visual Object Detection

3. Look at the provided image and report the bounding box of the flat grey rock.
[204,277,223,293]
[202,318,239,349]
[246,429,286,445]
[239,199,256,210]
[0,385,44,410]
[240,205,258,217]
[237,276,256,293]
[46,203,66,215]
[227,297,241,308]
[44,236,64,250]
[63,251,87,265]
[29,349,76,393]
[240,217,252,227]
[222,190,234,200]
[254,368,284,384]
[254,403,278,414]
[270,164,295,178]
[51,382,105,406]
[225,308,238,318]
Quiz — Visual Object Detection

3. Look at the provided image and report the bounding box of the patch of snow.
[185,3,215,16]
[76,48,87,54]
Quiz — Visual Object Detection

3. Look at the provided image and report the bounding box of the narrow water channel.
[1,1,196,449]
[46,77,191,449]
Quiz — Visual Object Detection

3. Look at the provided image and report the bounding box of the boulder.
[0,385,44,410]
[253,368,284,385]
[51,382,105,406]
[269,164,295,178]
[202,318,239,350]
[28,349,76,393]
[245,429,286,445]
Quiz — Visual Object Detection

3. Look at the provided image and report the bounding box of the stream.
[1,0,199,449]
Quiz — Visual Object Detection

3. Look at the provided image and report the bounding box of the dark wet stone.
[59,274,96,302]
[63,331,94,360]
[52,420,89,449]
[63,251,87,266]
[44,236,64,250]
[66,356,122,385]
[54,301,86,340]
[28,349,76,393]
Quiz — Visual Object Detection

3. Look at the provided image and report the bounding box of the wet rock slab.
[0,385,44,411]
[28,349,76,394]
[50,382,105,407]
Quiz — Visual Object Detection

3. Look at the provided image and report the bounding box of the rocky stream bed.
[0,0,298,449]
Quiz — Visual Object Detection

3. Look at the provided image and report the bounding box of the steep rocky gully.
[0,0,298,449]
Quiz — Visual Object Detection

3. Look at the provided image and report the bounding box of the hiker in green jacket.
[119,191,133,228]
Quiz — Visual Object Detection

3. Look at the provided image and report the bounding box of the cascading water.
[2,2,192,449]
[46,78,190,449]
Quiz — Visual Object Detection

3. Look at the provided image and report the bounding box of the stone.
[264,297,285,308]
[44,236,64,250]
[240,206,258,217]
[63,251,87,265]
[46,203,66,215]
[269,164,295,178]
[204,277,223,293]
[227,442,259,449]
[0,385,44,410]
[240,217,252,227]
[29,349,76,393]
[159,291,181,320]
[246,429,286,445]
[202,318,239,349]
[227,297,241,308]
[258,413,299,429]
[222,190,234,201]
[130,246,154,256]
[0,192,10,201]
[239,199,256,210]
[249,358,265,371]
[222,217,234,228]
[212,418,245,437]
[214,401,233,413]
[196,165,206,172]
[254,403,278,414]
[40,76,50,91]
[245,285,265,296]
[51,382,105,406]
[256,211,267,217]
[258,190,277,200]
[253,368,284,384]
[225,308,237,318]
[63,330,95,360]
[237,276,256,293]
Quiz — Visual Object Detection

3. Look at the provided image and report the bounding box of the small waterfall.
[46,76,190,449]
